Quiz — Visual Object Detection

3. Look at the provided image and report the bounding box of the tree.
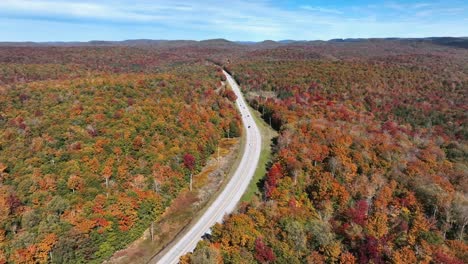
[0,249,6,264]
[183,153,195,172]
[102,158,114,189]
[309,143,329,166]
[366,212,389,238]
[0,162,6,174]
[307,251,326,264]
[228,120,241,137]
[358,236,382,264]
[432,249,464,264]
[309,219,335,248]
[132,135,144,150]
[284,220,307,252]
[152,164,173,193]
[347,200,368,226]
[223,88,238,102]
[190,242,220,264]
[339,252,356,264]
[279,149,301,184]
[48,196,69,216]
[392,246,417,264]
[35,233,58,263]
[183,153,195,191]
[265,163,283,199]
[452,193,468,240]
[327,157,340,177]
[67,175,84,193]
[254,237,276,263]
[21,209,41,229]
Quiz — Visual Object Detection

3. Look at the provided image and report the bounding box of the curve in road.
[153,70,262,264]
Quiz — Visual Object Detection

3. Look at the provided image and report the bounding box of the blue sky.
[0,0,467,41]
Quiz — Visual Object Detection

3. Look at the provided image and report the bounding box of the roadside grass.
[224,79,277,202]
[241,104,277,202]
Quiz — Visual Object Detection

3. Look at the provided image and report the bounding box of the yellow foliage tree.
[366,212,389,238]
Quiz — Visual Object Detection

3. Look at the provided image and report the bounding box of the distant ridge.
[327,37,468,49]
[199,38,232,44]
[0,37,467,49]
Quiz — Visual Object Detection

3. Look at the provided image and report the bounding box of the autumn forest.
[0,38,467,263]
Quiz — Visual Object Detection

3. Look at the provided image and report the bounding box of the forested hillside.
[0,47,241,263]
[186,43,468,263]
[0,40,467,264]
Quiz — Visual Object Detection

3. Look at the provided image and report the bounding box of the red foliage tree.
[432,249,464,264]
[223,89,238,102]
[254,237,276,263]
[347,200,368,226]
[265,163,283,199]
[358,236,383,264]
[183,153,195,172]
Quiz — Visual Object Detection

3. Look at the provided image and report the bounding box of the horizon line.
[1,36,467,44]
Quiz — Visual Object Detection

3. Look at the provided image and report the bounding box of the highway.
[153,70,262,264]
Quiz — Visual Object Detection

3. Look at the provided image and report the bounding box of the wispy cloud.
[385,2,434,10]
[300,5,343,14]
[0,0,171,22]
[382,1,466,17]
[415,10,433,17]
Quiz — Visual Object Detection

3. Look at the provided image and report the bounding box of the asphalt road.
[153,70,262,264]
